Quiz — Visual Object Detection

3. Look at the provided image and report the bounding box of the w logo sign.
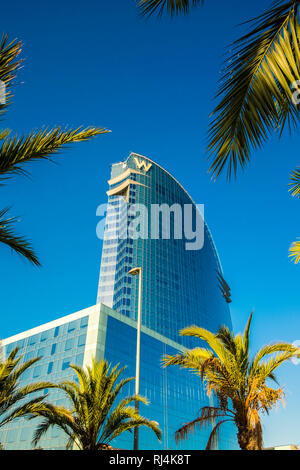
[134,157,152,173]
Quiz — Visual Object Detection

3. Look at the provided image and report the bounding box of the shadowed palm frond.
[175,406,233,448]
[289,166,300,196]
[0,129,10,140]
[30,403,74,448]
[0,207,40,265]
[289,239,300,263]
[216,325,236,355]
[137,0,204,17]
[205,418,232,450]
[208,1,300,180]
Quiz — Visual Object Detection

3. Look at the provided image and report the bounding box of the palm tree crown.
[0,347,57,431]
[31,358,161,450]
[163,313,300,450]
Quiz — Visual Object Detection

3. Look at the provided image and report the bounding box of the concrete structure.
[264,444,299,450]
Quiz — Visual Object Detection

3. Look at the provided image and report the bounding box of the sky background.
[1,0,300,448]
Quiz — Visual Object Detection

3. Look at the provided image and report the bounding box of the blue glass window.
[80,317,88,328]
[29,334,39,345]
[33,365,41,378]
[64,338,74,351]
[77,335,86,347]
[37,347,46,357]
[62,359,71,371]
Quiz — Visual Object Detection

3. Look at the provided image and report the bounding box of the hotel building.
[0,153,236,450]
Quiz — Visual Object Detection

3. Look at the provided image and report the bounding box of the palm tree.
[0,347,58,431]
[0,34,109,265]
[163,313,300,450]
[137,1,300,263]
[31,358,161,450]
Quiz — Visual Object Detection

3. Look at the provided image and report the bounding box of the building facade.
[0,304,236,450]
[0,153,237,450]
[97,153,232,347]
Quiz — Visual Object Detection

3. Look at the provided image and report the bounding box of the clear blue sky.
[1,0,300,448]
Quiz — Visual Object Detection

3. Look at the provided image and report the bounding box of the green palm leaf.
[289,239,300,262]
[0,207,40,265]
[137,0,204,17]
[0,34,22,117]
[164,313,299,450]
[0,126,109,181]
[289,166,300,196]
[0,347,58,428]
[208,0,300,179]
[31,358,161,450]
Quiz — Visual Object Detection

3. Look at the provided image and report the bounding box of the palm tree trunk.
[237,426,261,450]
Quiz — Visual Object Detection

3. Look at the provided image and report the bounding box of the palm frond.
[175,406,232,446]
[289,166,300,196]
[180,325,227,361]
[208,1,300,179]
[0,207,40,265]
[289,239,300,263]
[101,406,161,444]
[162,347,213,370]
[216,326,236,355]
[205,418,232,450]
[0,34,23,116]
[257,350,299,380]
[0,129,10,140]
[31,404,74,448]
[31,358,161,450]
[242,311,253,356]
[0,126,109,181]
[137,0,204,17]
[0,349,60,429]
[250,342,298,378]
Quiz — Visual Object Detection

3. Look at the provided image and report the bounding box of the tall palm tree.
[0,34,109,266]
[31,358,161,450]
[0,347,58,432]
[137,1,300,263]
[163,313,300,450]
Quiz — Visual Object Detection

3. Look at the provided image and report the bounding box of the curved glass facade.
[97,152,232,348]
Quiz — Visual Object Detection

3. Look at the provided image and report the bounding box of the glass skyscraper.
[97,152,232,346]
[0,153,237,450]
